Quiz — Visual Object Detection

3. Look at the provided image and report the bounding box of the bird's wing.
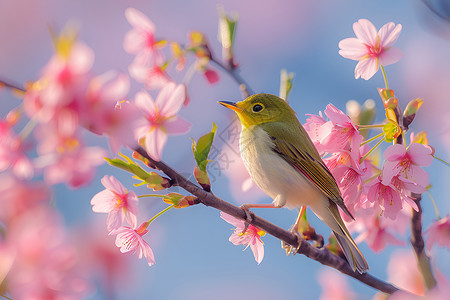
[270,135,354,219]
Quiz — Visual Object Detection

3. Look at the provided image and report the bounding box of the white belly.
[240,125,324,208]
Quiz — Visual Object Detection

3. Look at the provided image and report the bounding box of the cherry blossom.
[42,145,106,188]
[110,223,155,266]
[82,72,140,152]
[382,143,433,193]
[0,120,33,179]
[134,83,191,161]
[91,175,139,231]
[124,7,163,63]
[352,208,409,252]
[220,212,265,264]
[339,19,403,80]
[304,104,363,154]
[318,269,357,300]
[425,215,450,251]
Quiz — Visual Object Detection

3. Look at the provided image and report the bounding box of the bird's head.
[219,93,297,128]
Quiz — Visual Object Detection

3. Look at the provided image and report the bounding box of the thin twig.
[210,56,254,98]
[134,146,402,295]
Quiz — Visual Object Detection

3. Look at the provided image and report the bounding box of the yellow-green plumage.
[219,93,369,273]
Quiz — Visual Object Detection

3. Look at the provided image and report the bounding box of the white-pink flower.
[134,83,191,161]
[220,212,265,264]
[42,145,106,188]
[304,104,363,154]
[382,143,433,192]
[425,215,450,251]
[91,175,139,231]
[110,223,155,266]
[0,121,33,179]
[82,71,141,152]
[339,19,403,80]
[366,176,403,219]
[124,8,163,62]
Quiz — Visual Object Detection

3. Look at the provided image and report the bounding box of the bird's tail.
[329,204,369,274]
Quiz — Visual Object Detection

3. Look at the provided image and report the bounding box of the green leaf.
[279,69,294,102]
[192,123,217,171]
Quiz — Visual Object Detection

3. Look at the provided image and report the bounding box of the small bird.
[219,93,369,273]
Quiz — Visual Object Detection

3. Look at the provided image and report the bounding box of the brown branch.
[209,56,253,98]
[410,194,437,290]
[134,146,402,295]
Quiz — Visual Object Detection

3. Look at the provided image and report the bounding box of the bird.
[219,93,369,274]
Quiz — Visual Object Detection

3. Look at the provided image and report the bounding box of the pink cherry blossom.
[0,120,33,179]
[110,223,155,266]
[318,269,357,300]
[128,57,171,90]
[42,145,106,188]
[425,215,450,251]
[220,212,265,264]
[0,174,49,225]
[91,175,139,231]
[6,207,90,299]
[23,41,93,125]
[82,71,140,152]
[304,104,363,154]
[339,19,403,80]
[134,83,191,161]
[383,143,433,192]
[124,8,163,63]
[352,209,409,252]
[366,176,403,219]
[387,250,450,299]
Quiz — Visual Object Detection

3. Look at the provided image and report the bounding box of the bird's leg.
[282,206,307,256]
[240,196,284,233]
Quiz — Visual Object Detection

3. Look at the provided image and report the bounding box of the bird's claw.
[281,224,303,256]
[240,204,254,233]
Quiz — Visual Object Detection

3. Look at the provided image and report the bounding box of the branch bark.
[134,146,402,295]
[410,194,437,290]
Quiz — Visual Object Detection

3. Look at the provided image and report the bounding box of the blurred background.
[1,0,449,299]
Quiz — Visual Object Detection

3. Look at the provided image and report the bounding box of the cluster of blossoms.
[302,19,440,253]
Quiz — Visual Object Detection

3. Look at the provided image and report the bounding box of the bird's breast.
[239,125,322,208]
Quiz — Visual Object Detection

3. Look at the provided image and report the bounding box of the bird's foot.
[281,224,303,256]
[240,204,254,233]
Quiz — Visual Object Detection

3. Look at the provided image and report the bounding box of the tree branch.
[134,146,402,295]
[410,194,437,289]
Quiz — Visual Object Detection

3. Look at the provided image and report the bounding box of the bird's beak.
[218,101,242,113]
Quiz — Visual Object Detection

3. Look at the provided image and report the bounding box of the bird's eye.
[252,104,264,112]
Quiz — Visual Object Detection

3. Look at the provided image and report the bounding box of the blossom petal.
[220,212,244,228]
[144,128,167,161]
[338,38,367,60]
[384,144,407,161]
[124,30,146,54]
[250,237,264,264]
[353,19,378,46]
[107,209,122,231]
[407,143,433,167]
[157,84,185,116]
[125,8,155,32]
[101,175,127,195]
[379,47,403,66]
[379,23,402,48]
[135,90,157,117]
[354,58,379,80]
[91,190,117,212]
[164,117,191,135]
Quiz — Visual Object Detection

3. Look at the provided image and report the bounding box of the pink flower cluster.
[305,105,433,252]
[0,175,89,298]
[91,175,155,266]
